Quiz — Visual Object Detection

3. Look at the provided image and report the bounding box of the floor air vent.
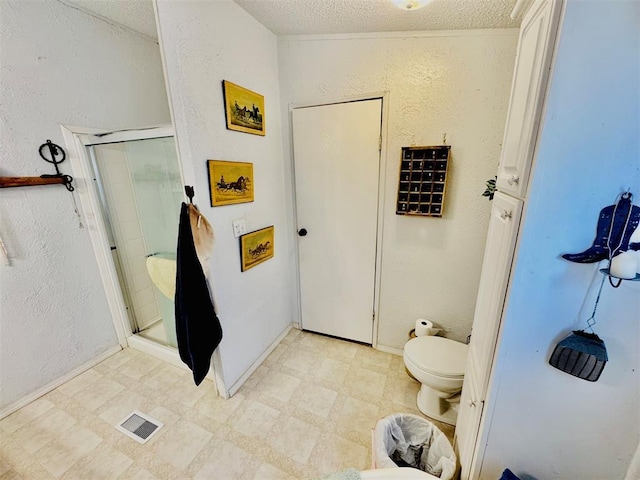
[116,411,163,444]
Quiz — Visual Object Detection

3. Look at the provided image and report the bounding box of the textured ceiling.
[234,0,520,35]
[60,0,520,40]
[61,0,158,39]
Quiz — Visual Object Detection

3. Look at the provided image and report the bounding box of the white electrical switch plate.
[232,219,247,238]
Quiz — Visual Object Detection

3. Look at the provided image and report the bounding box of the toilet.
[403,336,469,426]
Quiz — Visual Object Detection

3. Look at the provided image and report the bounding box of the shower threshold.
[138,320,169,346]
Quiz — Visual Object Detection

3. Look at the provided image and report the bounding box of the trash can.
[372,413,456,480]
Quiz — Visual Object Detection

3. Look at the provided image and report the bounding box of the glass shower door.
[91,136,183,348]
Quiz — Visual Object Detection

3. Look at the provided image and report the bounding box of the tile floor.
[0,329,455,479]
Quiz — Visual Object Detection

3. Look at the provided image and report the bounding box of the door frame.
[288,92,390,348]
[60,124,227,396]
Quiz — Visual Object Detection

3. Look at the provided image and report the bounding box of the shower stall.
[63,124,224,394]
[89,135,182,347]
[66,126,183,350]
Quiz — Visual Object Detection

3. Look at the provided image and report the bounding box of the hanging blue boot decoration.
[562,191,640,263]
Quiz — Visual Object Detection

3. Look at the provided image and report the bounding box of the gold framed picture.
[240,226,274,272]
[222,80,265,136]
[207,160,254,207]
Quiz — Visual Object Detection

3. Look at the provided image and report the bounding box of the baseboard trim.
[227,324,292,397]
[126,335,218,385]
[127,335,184,369]
[375,344,404,356]
[0,345,122,420]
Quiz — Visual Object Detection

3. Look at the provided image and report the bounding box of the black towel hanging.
[174,199,222,385]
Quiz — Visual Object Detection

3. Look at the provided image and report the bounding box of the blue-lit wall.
[481,1,640,478]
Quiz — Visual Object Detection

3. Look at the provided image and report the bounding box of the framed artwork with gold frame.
[222,80,265,136]
[207,160,254,207]
[239,226,274,272]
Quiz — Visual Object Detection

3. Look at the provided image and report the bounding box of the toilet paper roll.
[415,319,440,336]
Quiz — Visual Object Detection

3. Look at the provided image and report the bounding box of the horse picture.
[240,226,274,272]
[223,80,265,136]
[208,160,254,206]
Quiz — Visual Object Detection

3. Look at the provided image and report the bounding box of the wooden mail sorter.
[396,145,450,217]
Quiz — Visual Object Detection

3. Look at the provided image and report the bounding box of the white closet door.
[456,192,523,479]
[496,0,563,198]
[467,192,523,396]
[456,370,484,480]
[292,99,382,344]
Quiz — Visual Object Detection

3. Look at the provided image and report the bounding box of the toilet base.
[416,383,460,426]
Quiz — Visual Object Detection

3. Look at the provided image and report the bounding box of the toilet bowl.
[403,336,469,426]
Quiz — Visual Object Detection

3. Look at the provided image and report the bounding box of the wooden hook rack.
[0,176,68,188]
[0,140,75,191]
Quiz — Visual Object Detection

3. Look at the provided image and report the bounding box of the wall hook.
[39,139,66,173]
[39,140,74,191]
[185,185,195,204]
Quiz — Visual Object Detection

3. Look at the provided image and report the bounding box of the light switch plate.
[232,219,247,238]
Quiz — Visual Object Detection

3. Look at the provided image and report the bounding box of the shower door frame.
[61,124,227,397]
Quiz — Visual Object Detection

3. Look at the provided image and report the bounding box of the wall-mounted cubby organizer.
[396,145,450,217]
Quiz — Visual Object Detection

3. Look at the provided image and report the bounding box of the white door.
[292,99,382,343]
[456,192,523,479]
[456,369,484,480]
[466,192,523,395]
[496,0,562,198]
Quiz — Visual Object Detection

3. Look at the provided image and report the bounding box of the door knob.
[298,228,308,237]
[468,400,476,407]
[507,175,520,185]
[500,210,513,220]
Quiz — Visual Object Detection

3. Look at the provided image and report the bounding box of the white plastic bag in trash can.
[373,413,456,480]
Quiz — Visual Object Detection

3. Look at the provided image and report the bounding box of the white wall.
[278,31,518,349]
[155,0,293,389]
[0,1,170,410]
[481,1,640,478]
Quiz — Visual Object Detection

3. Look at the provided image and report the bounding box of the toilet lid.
[404,336,468,377]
